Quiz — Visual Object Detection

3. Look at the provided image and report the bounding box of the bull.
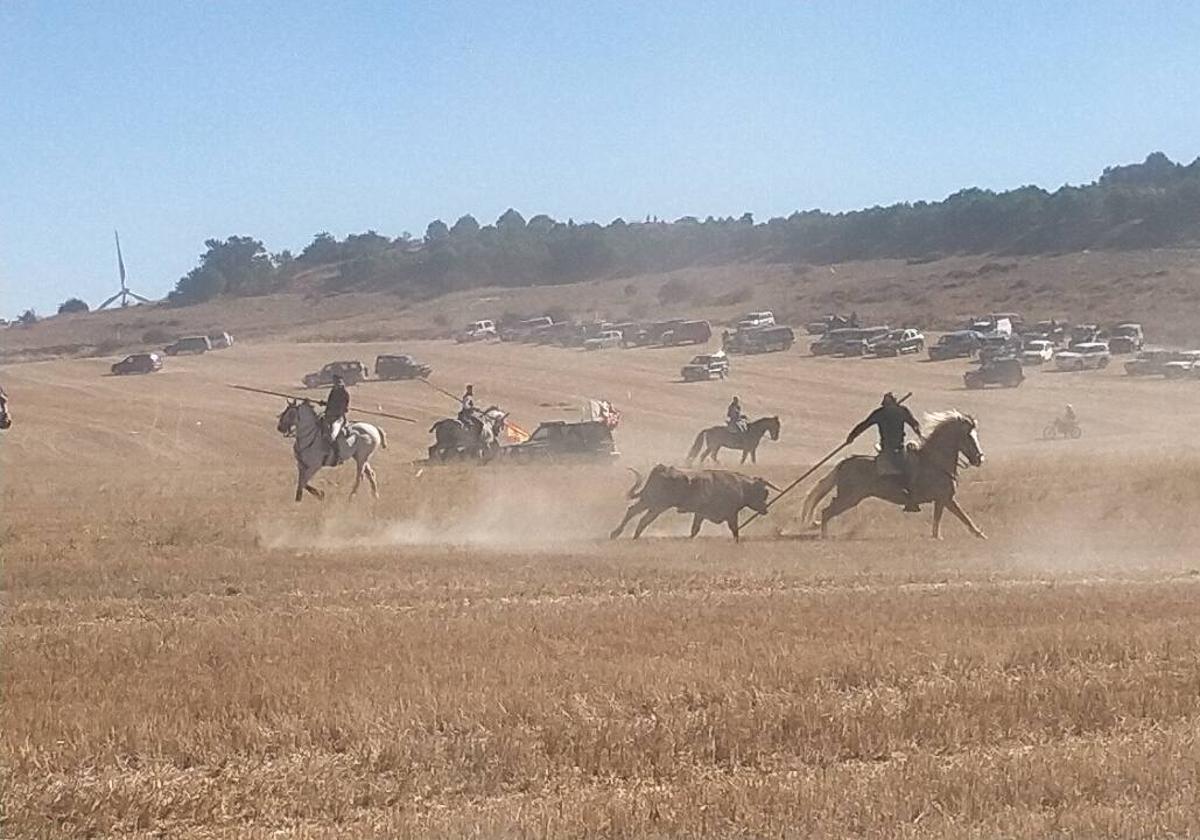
[609,464,778,542]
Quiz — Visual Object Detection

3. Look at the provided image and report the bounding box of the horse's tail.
[685,430,707,465]
[625,467,646,500]
[800,466,839,528]
[377,426,388,449]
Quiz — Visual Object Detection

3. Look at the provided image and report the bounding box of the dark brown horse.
[686,416,781,465]
[800,411,986,539]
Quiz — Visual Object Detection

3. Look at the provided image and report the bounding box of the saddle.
[874,445,916,478]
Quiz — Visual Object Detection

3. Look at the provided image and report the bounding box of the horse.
[799,411,987,540]
[0,386,10,430]
[276,400,387,502]
[686,416,781,465]
[428,407,507,462]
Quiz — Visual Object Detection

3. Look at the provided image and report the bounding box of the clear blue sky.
[3,1,1199,317]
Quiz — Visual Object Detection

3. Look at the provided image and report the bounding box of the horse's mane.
[921,410,974,448]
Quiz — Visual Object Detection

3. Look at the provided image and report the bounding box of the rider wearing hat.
[846,392,923,512]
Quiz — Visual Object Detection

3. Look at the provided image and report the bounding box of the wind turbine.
[98,230,153,309]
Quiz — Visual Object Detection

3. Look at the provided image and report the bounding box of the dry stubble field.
[3,337,1200,838]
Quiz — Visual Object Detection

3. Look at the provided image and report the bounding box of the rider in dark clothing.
[846,392,923,512]
[324,376,350,464]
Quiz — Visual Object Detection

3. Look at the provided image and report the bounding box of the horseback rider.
[846,392,923,512]
[323,375,350,465]
[727,396,748,434]
[459,384,482,437]
[1063,403,1077,427]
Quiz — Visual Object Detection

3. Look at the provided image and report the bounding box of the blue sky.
[3,1,1199,317]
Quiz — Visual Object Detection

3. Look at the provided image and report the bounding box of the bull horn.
[763,480,782,492]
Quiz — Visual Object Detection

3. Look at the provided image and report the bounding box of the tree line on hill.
[78,152,1200,310]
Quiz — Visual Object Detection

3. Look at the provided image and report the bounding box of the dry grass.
[5,449,1200,838]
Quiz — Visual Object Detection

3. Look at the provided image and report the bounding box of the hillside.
[4,247,1199,362]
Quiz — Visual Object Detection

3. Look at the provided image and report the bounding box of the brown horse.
[799,411,987,539]
[686,416,781,465]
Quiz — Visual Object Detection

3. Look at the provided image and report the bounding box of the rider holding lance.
[846,392,923,512]
[324,375,350,464]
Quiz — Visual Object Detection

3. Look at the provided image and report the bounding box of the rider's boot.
[902,480,921,513]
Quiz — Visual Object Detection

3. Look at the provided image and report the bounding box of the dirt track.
[4,339,1200,838]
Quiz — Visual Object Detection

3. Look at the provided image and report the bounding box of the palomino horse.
[799,411,987,539]
[0,386,10,430]
[276,400,387,502]
[686,416,780,465]
[428,407,507,462]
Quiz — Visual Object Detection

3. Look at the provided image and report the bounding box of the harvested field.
[3,337,1200,837]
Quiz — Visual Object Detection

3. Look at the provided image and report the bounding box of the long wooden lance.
[739,391,913,530]
[227,384,418,423]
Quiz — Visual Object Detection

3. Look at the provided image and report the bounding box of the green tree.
[57,297,89,314]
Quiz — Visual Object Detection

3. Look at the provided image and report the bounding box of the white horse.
[276,400,387,502]
[0,386,10,430]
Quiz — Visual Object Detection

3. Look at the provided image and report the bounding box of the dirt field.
[4,337,1200,837]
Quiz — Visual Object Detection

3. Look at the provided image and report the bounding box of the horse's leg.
[946,498,987,540]
[363,462,379,499]
[819,494,859,539]
[932,501,945,540]
[632,508,666,540]
[295,465,306,502]
[740,448,749,464]
[709,445,720,464]
[689,514,703,538]
[610,502,647,539]
[349,458,364,497]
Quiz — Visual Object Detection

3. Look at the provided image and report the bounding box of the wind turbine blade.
[128,292,153,304]
[99,293,122,309]
[114,230,127,285]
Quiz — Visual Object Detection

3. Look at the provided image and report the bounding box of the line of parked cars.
[301,353,433,388]
[1123,349,1200,380]
[110,331,235,376]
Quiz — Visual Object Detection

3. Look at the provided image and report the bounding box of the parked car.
[661,320,713,346]
[1124,349,1193,377]
[374,354,431,380]
[805,314,858,335]
[868,328,925,357]
[978,334,1023,364]
[1069,324,1100,347]
[456,320,497,343]
[928,330,982,361]
[1163,352,1200,380]
[208,331,234,349]
[736,311,775,331]
[626,319,686,347]
[968,315,1014,337]
[681,352,730,381]
[1106,323,1145,355]
[583,330,624,351]
[1021,340,1056,365]
[111,352,163,375]
[964,357,1024,389]
[303,360,369,388]
[730,325,795,354]
[811,326,890,356]
[499,316,553,342]
[501,420,619,463]
[1054,342,1110,371]
[1032,320,1069,343]
[163,335,212,356]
